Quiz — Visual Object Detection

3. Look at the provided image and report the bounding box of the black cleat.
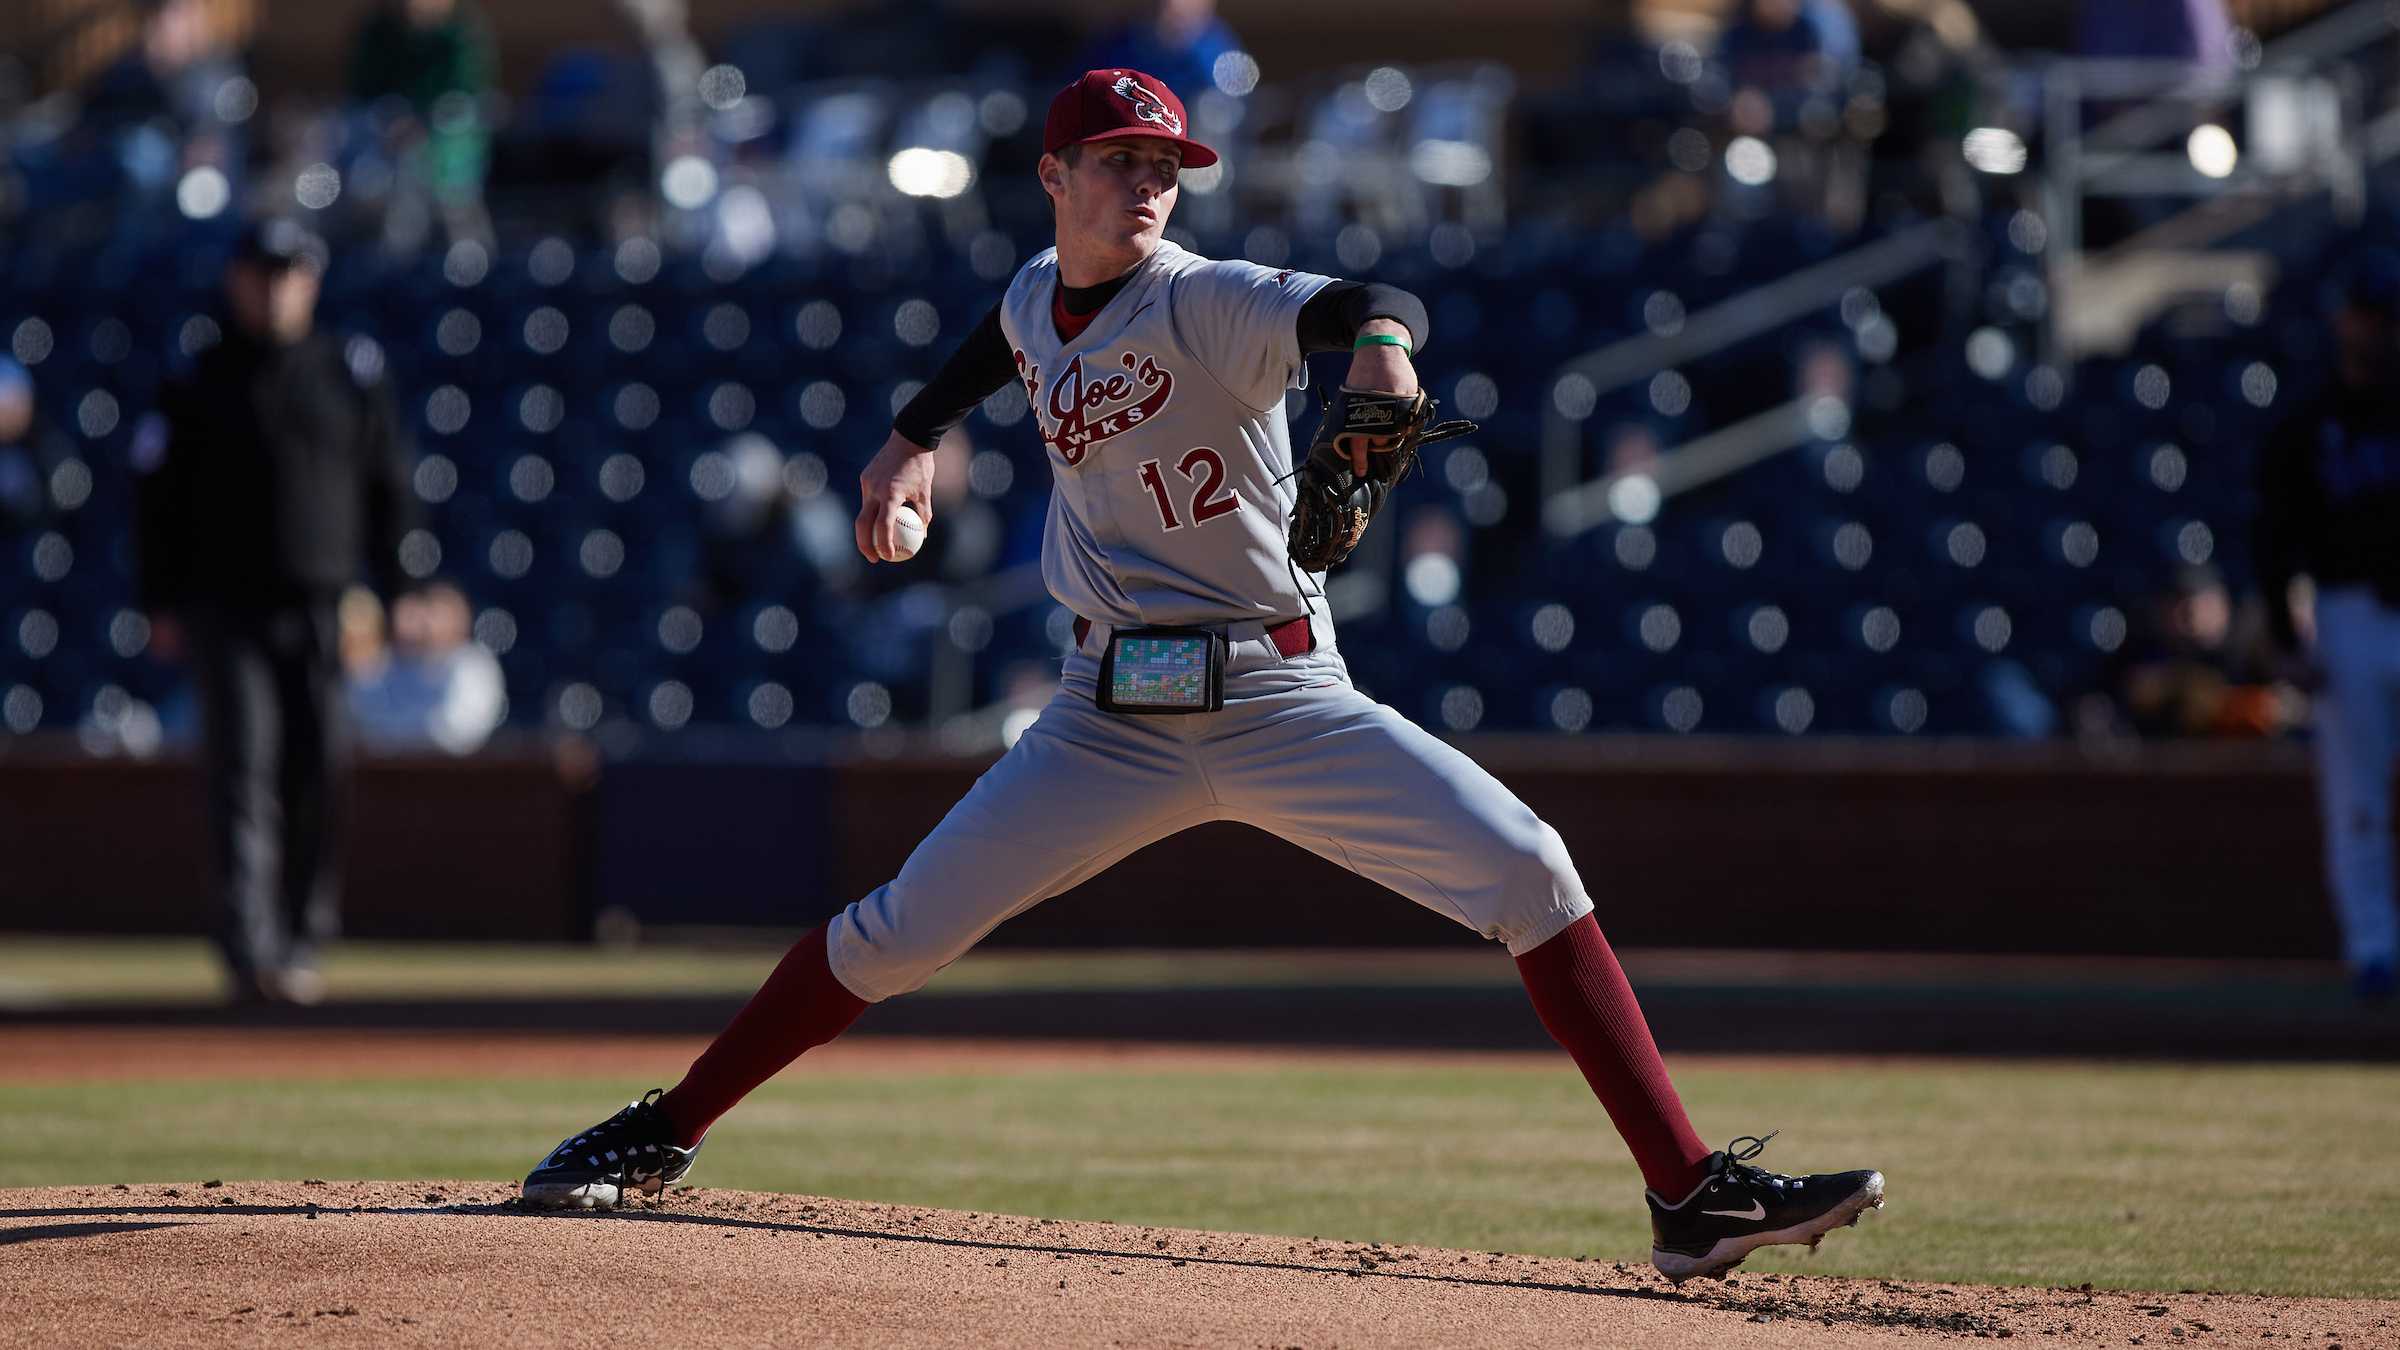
[1647,1133,1884,1283]
[521,1089,701,1210]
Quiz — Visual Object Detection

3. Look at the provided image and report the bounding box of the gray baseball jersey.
[822,241,1595,1004]
[997,241,1335,630]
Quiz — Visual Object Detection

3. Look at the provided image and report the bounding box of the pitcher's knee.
[1481,823,1593,955]
[825,883,963,1003]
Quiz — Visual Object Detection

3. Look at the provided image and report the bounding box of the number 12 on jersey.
[1138,447,1240,532]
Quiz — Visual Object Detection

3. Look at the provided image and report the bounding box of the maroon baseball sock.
[1515,913,1713,1197]
[655,924,867,1148]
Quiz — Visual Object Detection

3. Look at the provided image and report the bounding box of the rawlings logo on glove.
[1285,387,1476,572]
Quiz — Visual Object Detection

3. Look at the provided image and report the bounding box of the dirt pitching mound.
[3,1182,2390,1348]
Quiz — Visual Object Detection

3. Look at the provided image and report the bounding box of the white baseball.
[891,503,928,561]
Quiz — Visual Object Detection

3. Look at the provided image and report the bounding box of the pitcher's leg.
[653,692,1209,1147]
[1208,686,1591,950]
[826,695,1214,1002]
[654,925,868,1147]
[1516,915,1714,1196]
[1213,686,1707,1195]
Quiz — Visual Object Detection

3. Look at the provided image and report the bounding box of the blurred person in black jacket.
[133,219,416,1007]
[2255,252,2400,1003]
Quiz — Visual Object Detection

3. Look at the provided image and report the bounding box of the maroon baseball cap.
[1043,69,1218,169]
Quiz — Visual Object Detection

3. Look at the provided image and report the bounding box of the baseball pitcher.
[522,68,1885,1283]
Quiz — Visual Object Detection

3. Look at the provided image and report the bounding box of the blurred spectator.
[806,0,1053,82]
[1717,1,1867,229]
[338,586,387,676]
[1862,0,1988,216]
[1078,0,1244,104]
[919,425,1005,584]
[1795,336,1856,405]
[1604,423,1664,478]
[348,581,506,755]
[2255,251,2400,1002]
[840,426,1005,691]
[1979,658,2058,738]
[132,219,416,1008]
[77,0,249,212]
[701,431,804,608]
[619,0,710,243]
[496,48,660,238]
[2075,0,2237,77]
[2079,564,2299,739]
[790,454,868,594]
[0,357,71,531]
[1399,506,1469,610]
[347,0,497,254]
[1721,0,1860,99]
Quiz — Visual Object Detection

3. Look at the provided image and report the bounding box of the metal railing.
[2038,0,2400,362]
[1536,0,2400,538]
[1537,219,1960,536]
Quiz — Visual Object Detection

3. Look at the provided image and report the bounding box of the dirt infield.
[4,1182,2390,1348]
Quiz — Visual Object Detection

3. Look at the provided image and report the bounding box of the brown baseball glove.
[1285,387,1476,572]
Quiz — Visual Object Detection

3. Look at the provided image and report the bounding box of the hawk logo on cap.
[1111,75,1184,137]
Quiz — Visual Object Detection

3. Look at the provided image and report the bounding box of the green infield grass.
[4,1056,2393,1299]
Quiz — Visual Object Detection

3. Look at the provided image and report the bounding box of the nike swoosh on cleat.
[1701,1201,1766,1220]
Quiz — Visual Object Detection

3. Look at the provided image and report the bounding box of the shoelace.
[553,1090,669,1173]
[1717,1130,1790,1192]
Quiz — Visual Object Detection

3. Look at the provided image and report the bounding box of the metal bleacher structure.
[1527,0,2400,738]
[3,2,2399,754]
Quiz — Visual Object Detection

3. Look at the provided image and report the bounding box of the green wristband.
[1353,332,1412,354]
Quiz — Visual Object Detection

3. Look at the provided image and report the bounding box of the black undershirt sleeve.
[1296,281,1431,356]
[891,303,1016,450]
[895,276,1428,447]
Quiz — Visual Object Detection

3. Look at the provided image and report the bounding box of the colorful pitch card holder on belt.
[1096,626,1226,714]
